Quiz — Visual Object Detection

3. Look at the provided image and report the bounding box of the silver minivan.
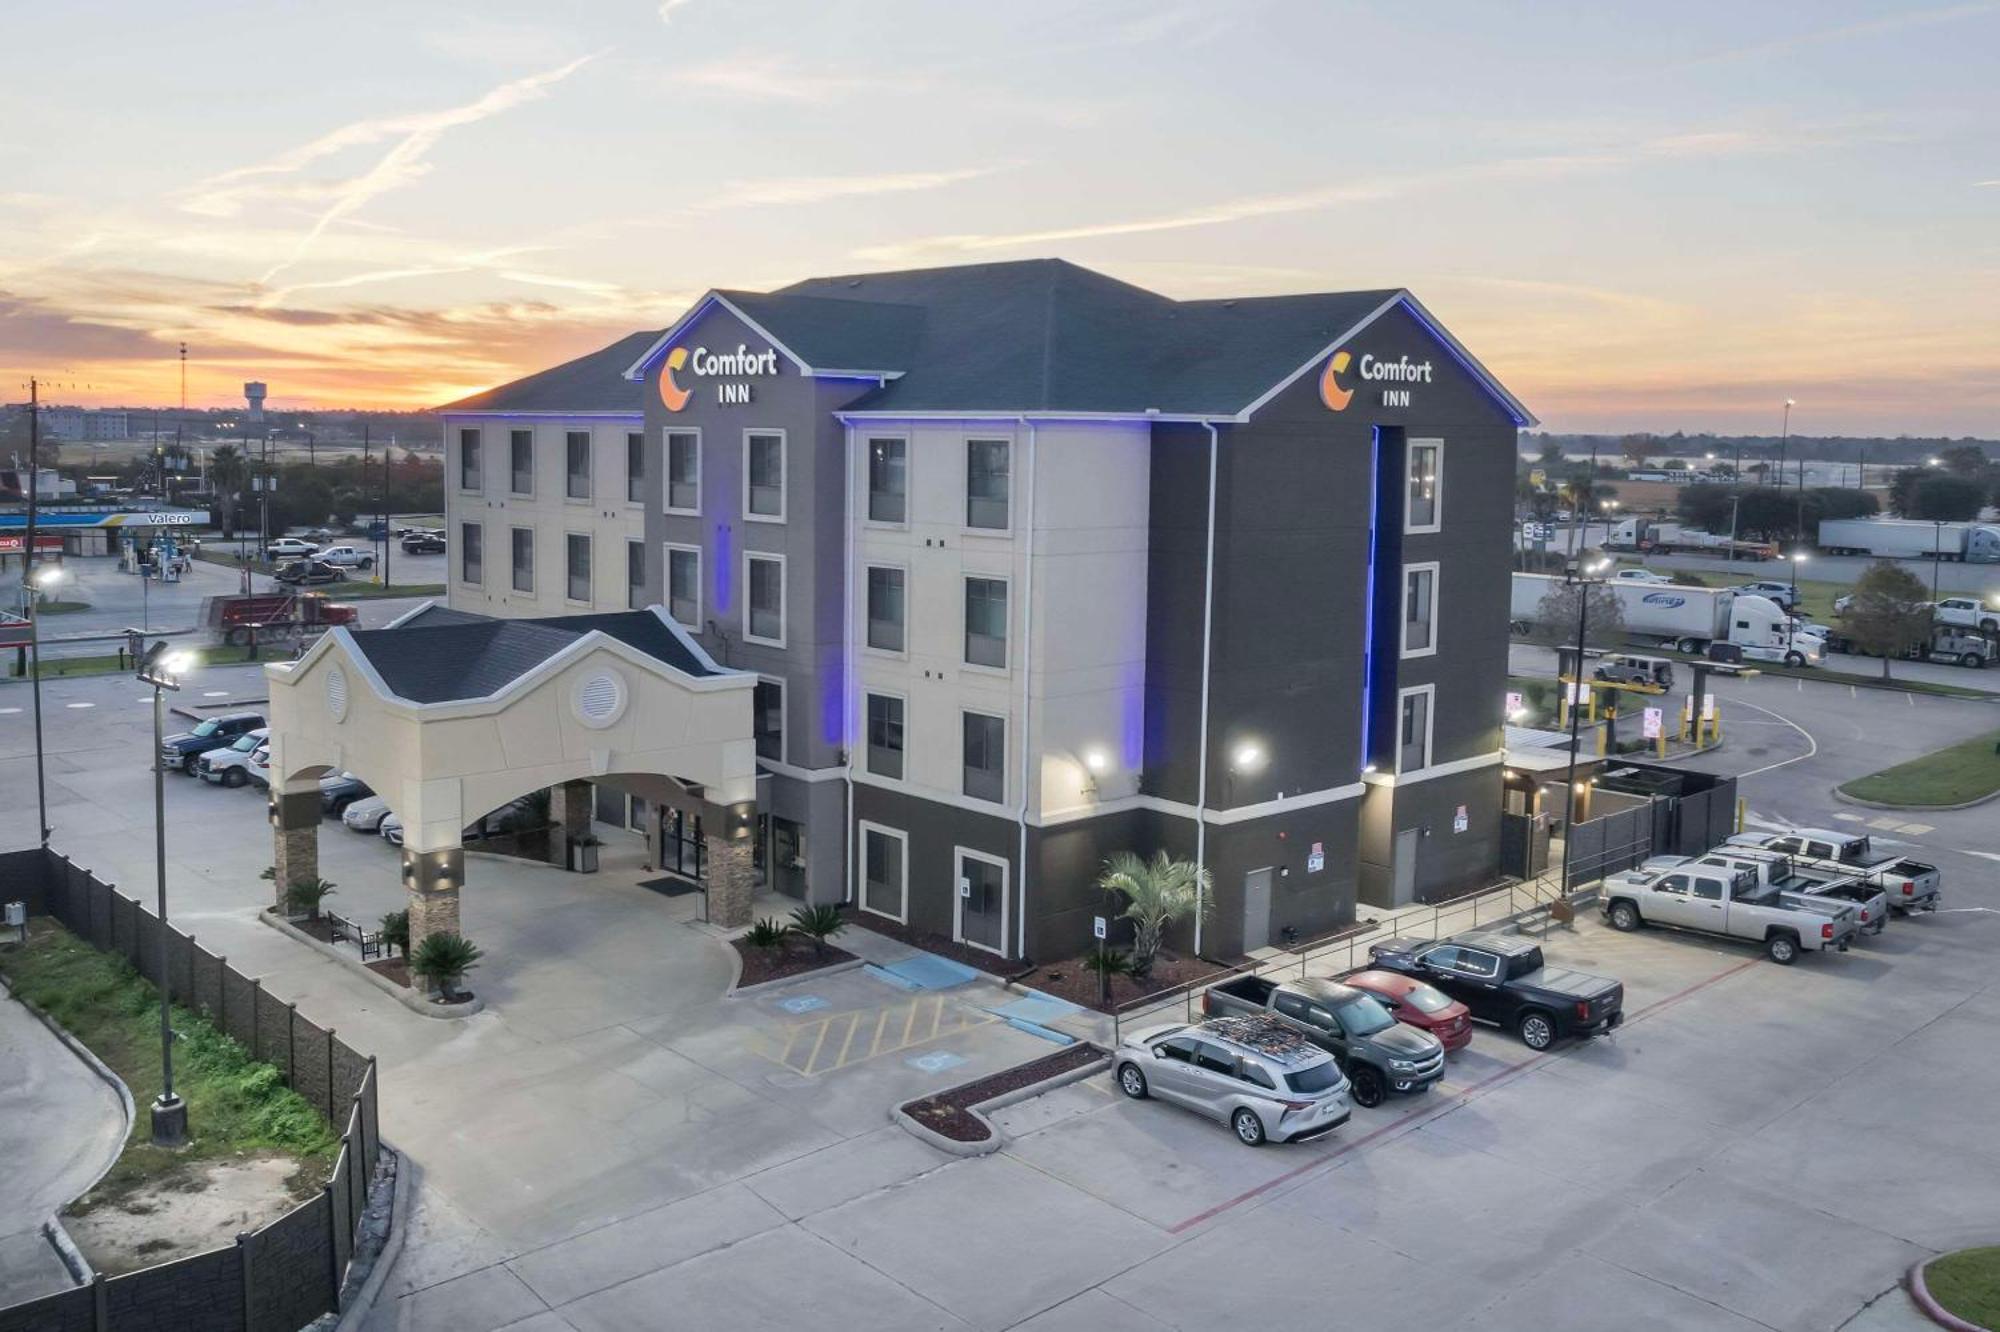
[1114,1015,1353,1146]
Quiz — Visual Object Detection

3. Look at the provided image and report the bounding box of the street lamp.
[137,640,196,1148]
[19,564,66,847]
[1789,551,1808,605]
[1557,557,1611,894]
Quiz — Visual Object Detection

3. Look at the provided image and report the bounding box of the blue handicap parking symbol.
[777,995,828,1014]
[905,1051,967,1074]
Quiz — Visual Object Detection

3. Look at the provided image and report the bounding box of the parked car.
[1113,1015,1353,1147]
[341,795,394,833]
[400,530,446,554]
[1613,568,1675,585]
[1731,580,1802,610]
[1202,975,1445,1106]
[245,744,271,788]
[311,544,376,570]
[381,796,538,848]
[1725,829,1941,913]
[1668,849,1888,936]
[1601,858,1858,963]
[1931,597,2000,633]
[319,771,373,815]
[1366,931,1624,1050]
[1592,653,1675,690]
[274,558,346,586]
[158,711,265,773]
[1342,970,1474,1053]
[265,537,317,560]
[301,527,339,544]
[196,727,271,787]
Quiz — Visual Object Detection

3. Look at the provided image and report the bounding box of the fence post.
[249,978,262,1061]
[346,1107,364,1241]
[237,1229,255,1329]
[323,1180,342,1308]
[217,956,226,1037]
[91,1271,106,1331]
[326,1030,337,1124]
[287,1002,297,1084]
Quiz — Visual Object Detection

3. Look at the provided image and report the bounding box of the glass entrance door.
[661,806,706,882]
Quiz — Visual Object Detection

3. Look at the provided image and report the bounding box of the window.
[510,429,533,494]
[1156,1036,1198,1063]
[964,576,1008,669]
[458,428,482,490]
[866,566,906,653]
[746,553,784,645]
[1286,1062,1343,1094]
[1402,563,1438,657]
[460,523,482,585]
[753,678,784,762]
[666,431,700,512]
[745,432,784,520]
[962,711,1005,802]
[1238,1061,1278,1091]
[867,437,907,524]
[627,540,646,610]
[511,527,534,593]
[860,823,907,921]
[566,533,591,602]
[1406,439,1441,532]
[966,438,1010,530]
[1397,685,1433,774]
[1421,945,1460,971]
[566,431,591,499]
[626,433,645,503]
[1691,877,1725,901]
[1192,1042,1236,1076]
[1453,950,1500,979]
[866,693,904,779]
[1273,993,1311,1022]
[666,544,701,628]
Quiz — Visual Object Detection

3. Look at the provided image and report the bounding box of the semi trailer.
[1509,573,1823,664]
[1817,517,2000,563]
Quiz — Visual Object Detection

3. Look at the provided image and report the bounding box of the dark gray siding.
[852,783,1018,948]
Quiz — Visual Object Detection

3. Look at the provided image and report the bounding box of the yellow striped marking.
[758,997,998,1077]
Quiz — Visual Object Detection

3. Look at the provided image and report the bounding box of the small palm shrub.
[284,877,337,921]
[411,932,483,1000]
[787,904,846,958]
[744,917,792,951]
[378,909,409,958]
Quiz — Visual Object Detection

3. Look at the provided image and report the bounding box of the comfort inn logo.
[659,342,779,411]
[1318,350,1354,411]
[1320,349,1434,412]
[659,347,692,411]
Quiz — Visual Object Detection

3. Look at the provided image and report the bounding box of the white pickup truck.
[310,544,376,570]
[1602,859,1860,964]
[1725,829,1941,914]
[1647,849,1889,937]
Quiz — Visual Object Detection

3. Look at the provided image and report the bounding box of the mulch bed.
[902,1043,1104,1143]
[1018,948,1237,1015]
[732,937,860,988]
[287,915,337,944]
[366,956,411,988]
[837,908,1026,981]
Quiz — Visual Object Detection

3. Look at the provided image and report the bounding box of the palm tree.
[209,444,247,537]
[1097,851,1212,979]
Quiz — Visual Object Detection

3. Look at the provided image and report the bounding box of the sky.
[2,0,1996,435]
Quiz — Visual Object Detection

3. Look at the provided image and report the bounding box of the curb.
[1831,785,2000,813]
[328,1145,411,1332]
[259,911,485,1019]
[1907,1256,1991,1332]
[726,954,867,999]
[891,1051,1111,1157]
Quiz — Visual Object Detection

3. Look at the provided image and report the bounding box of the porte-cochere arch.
[263,605,758,958]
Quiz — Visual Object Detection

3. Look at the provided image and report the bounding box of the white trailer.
[1603,517,1775,559]
[1510,573,1823,664]
[1817,517,2000,563]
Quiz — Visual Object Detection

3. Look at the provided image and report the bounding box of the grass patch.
[12,643,270,680]
[1839,728,2000,807]
[1927,1247,2000,1329]
[0,918,336,1209]
[333,581,444,600]
[34,599,92,614]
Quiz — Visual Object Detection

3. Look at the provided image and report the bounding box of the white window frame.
[508,427,535,497]
[864,433,911,529]
[1396,683,1436,776]
[664,428,702,516]
[1400,561,1440,659]
[952,845,1011,958]
[742,428,787,524]
[960,707,1007,804]
[864,561,909,658]
[754,674,787,766]
[864,688,908,781]
[564,530,593,605]
[743,550,787,648]
[1405,438,1443,535]
[963,435,1013,536]
[459,521,483,587]
[857,821,909,924]
[509,525,535,596]
[564,429,593,503]
[664,541,703,629]
[961,572,1011,675]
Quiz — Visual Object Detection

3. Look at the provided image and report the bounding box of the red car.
[1345,969,1473,1053]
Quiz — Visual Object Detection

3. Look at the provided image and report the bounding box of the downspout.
[1193,421,1220,956]
[841,417,857,904]
[1015,418,1038,960]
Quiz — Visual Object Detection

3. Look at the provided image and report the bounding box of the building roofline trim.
[834,410,1236,425]
[620,292,903,384]
[437,411,644,420]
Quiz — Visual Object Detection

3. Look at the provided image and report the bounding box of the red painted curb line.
[1907,1258,1992,1332]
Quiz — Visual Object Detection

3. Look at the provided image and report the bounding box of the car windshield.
[1284,1061,1342,1094]
[230,734,259,752]
[191,720,220,737]
[1400,985,1454,1015]
[1333,996,1395,1036]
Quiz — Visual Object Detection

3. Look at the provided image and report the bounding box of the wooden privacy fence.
[0,848,384,1332]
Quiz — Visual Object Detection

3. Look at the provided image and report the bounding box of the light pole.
[137,640,195,1148]
[1558,556,1611,893]
[22,565,62,847]
[1790,551,1808,608]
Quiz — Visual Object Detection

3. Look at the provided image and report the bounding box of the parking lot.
[3,662,1996,1329]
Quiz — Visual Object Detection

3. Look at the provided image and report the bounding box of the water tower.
[243,381,267,427]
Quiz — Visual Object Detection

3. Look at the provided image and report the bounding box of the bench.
[326,911,382,961]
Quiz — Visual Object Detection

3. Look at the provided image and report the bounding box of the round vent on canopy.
[325,665,349,723]
[572,671,627,728]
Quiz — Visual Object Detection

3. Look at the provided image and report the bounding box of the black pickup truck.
[1366,930,1624,1051]
[158,711,266,773]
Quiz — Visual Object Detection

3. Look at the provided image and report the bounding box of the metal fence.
[0,848,383,1332]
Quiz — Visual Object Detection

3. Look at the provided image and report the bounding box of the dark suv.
[159,712,266,773]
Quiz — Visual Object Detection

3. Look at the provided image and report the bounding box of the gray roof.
[438,329,660,414]
[346,606,715,704]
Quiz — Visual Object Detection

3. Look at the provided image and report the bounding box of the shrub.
[378,909,409,958]
[410,932,483,1000]
[744,917,792,951]
[787,904,846,958]
[1098,852,1213,980]
[284,877,337,921]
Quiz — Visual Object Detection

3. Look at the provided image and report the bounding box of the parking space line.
[869,1007,892,1057]
[804,1017,833,1074]
[833,1010,861,1069]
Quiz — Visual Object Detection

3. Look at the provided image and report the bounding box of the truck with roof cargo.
[1509,573,1823,665]
[1641,848,1889,936]
[1601,858,1859,963]
[1365,931,1623,1051]
[1201,975,1446,1106]
[1818,517,2000,563]
[1725,829,1941,913]
[1605,517,1775,560]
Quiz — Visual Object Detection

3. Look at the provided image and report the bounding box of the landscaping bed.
[733,936,859,988]
[1018,947,1234,1015]
[1921,1246,2000,1329]
[0,919,337,1273]
[900,1043,1104,1144]
[840,908,1025,981]
[1839,728,2000,807]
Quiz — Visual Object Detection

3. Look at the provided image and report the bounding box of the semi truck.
[1817,517,2000,563]
[1509,573,1824,664]
[198,592,359,647]
[1604,517,1775,560]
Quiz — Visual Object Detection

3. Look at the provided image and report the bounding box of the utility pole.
[22,378,50,846]
[1557,557,1600,894]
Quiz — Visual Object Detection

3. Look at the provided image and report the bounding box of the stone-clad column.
[403,846,465,957]
[702,799,758,928]
[268,778,321,910]
[551,779,593,868]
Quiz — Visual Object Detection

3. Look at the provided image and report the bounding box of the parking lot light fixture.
[137,639,190,1148]
[1790,551,1808,602]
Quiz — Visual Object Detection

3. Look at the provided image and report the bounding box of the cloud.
[669,55,926,104]
[658,0,694,21]
[695,166,1002,212]
[1677,1,2000,67]
[1978,179,2000,187]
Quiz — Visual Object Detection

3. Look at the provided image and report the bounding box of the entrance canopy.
[265,604,756,853]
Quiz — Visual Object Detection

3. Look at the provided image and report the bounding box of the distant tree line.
[1523,431,1996,470]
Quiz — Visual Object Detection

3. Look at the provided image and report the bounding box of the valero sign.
[1320,349,1435,413]
[660,343,781,412]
